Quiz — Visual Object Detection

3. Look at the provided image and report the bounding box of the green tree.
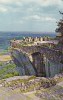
[56,11,63,36]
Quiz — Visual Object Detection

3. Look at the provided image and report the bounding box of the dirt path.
[0,55,12,61]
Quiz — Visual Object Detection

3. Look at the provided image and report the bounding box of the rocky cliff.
[11,49,36,76]
[11,48,63,77]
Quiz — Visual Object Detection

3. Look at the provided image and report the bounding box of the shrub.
[0,62,3,66]
[3,72,19,79]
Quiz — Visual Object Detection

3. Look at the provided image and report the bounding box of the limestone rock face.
[11,48,63,77]
[11,49,36,76]
[11,49,46,77]
[10,39,63,77]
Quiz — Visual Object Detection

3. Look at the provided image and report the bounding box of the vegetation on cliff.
[0,62,19,79]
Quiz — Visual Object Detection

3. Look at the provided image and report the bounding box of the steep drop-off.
[11,49,36,76]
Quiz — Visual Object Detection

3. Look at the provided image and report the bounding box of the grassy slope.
[0,62,19,79]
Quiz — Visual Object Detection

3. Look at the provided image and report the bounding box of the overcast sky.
[0,0,63,32]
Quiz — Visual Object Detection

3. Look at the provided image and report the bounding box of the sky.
[0,0,63,32]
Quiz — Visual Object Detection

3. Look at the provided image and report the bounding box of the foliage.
[0,62,3,66]
[56,11,63,35]
[0,50,9,55]
[0,63,19,79]
[5,63,16,69]
[3,72,19,79]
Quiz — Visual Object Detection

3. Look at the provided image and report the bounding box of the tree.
[56,11,63,36]
[55,11,63,45]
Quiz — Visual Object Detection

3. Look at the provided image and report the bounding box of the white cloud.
[35,0,63,7]
[0,6,8,12]
[0,0,62,13]
[0,5,21,13]
[0,0,19,4]
[31,15,40,20]
[44,17,56,21]
[0,0,11,4]
[24,15,56,22]
[0,0,63,7]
